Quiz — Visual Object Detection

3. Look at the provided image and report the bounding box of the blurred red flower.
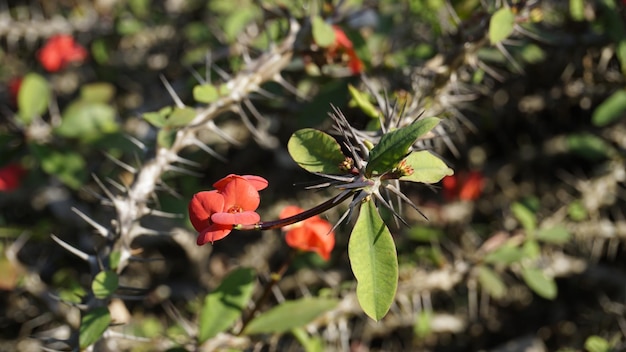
[37,34,88,72]
[189,174,268,245]
[0,164,26,192]
[279,205,335,260]
[442,171,485,201]
[8,77,22,107]
[330,26,364,75]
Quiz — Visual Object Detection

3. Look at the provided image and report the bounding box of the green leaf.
[522,239,541,260]
[477,266,506,299]
[242,297,338,335]
[193,84,220,104]
[484,244,524,265]
[312,16,335,48]
[400,151,453,184]
[79,307,111,348]
[80,82,116,103]
[489,7,515,45]
[157,129,176,149]
[92,271,119,299]
[584,335,611,352]
[37,148,87,189]
[567,200,587,221]
[349,200,398,321]
[109,251,121,271]
[536,226,571,245]
[521,267,557,300]
[143,106,172,128]
[366,117,440,176]
[288,129,346,174]
[407,225,444,243]
[18,73,50,124]
[198,268,256,343]
[56,101,118,141]
[348,84,379,119]
[592,90,626,127]
[166,107,196,128]
[566,133,616,160]
[291,327,324,352]
[570,0,585,21]
[413,310,432,338]
[511,202,536,232]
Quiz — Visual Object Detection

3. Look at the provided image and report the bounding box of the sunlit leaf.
[166,107,196,127]
[536,226,571,245]
[413,310,432,338]
[79,307,111,348]
[193,84,220,104]
[570,0,585,21]
[291,327,324,352]
[143,106,172,128]
[349,200,398,321]
[56,101,118,141]
[312,16,335,48]
[484,244,524,265]
[157,128,176,149]
[18,73,50,124]
[522,239,541,260]
[489,7,515,45]
[348,84,379,119]
[521,267,557,300]
[584,335,611,352]
[242,297,338,335]
[92,271,119,299]
[37,148,87,189]
[288,129,346,174]
[400,151,453,184]
[566,133,616,160]
[81,82,116,103]
[511,202,536,232]
[366,117,440,176]
[567,200,587,221]
[199,268,256,342]
[592,90,626,127]
[477,266,506,299]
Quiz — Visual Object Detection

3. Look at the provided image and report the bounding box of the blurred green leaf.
[291,327,324,352]
[511,202,537,232]
[312,16,335,48]
[18,73,49,124]
[520,43,546,64]
[570,0,585,21]
[567,200,587,221]
[288,128,346,174]
[157,129,176,149]
[193,84,220,104]
[143,106,172,128]
[349,200,398,321]
[536,226,571,245]
[413,310,432,338]
[521,267,557,300]
[79,307,111,348]
[109,251,121,271]
[522,239,541,259]
[484,244,524,265]
[366,117,440,176]
[92,271,119,299]
[592,90,626,127]
[166,107,196,128]
[199,268,256,342]
[477,266,506,299]
[91,39,110,64]
[348,84,379,119]
[56,101,118,142]
[242,297,338,335]
[400,151,453,184]
[81,82,116,103]
[584,335,611,352]
[489,8,515,45]
[407,225,444,243]
[37,148,87,189]
[566,133,616,160]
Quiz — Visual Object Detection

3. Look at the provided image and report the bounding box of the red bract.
[442,171,485,201]
[328,26,364,75]
[189,174,267,245]
[37,34,88,72]
[279,205,336,260]
[0,164,26,192]
[8,77,22,107]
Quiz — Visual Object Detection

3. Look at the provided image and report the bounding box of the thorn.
[206,120,243,146]
[124,133,147,151]
[171,155,202,168]
[186,65,206,85]
[50,234,90,261]
[104,152,137,174]
[145,208,184,219]
[71,207,110,238]
[191,138,228,162]
[165,164,204,177]
[385,184,428,220]
[92,173,116,201]
[105,177,127,193]
[272,74,310,101]
[159,75,185,108]
[212,63,231,81]
[372,191,409,227]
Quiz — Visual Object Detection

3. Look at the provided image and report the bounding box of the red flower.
[0,164,26,192]
[37,35,88,72]
[330,26,364,75]
[442,171,485,201]
[279,205,336,260]
[8,77,22,107]
[189,174,268,245]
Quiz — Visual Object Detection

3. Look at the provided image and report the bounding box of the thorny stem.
[237,248,297,335]
[234,190,355,231]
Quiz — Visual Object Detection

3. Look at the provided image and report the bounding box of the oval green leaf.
[288,128,346,174]
[37,148,87,189]
[242,297,338,335]
[584,335,611,352]
[566,133,616,160]
[521,267,557,300]
[348,84,379,119]
[366,117,440,176]
[312,16,335,48]
[592,90,626,127]
[536,226,571,245]
[400,151,453,184]
[193,84,220,104]
[81,82,116,103]
[166,107,197,128]
[79,307,111,348]
[489,7,515,45]
[18,73,50,124]
[477,266,506,299]
[56,101,118,141]
[198,268,256,343]
[511,202,536,232]
[143,106,172,128]
[92,271,119,299]
[484,244,524,265]
[349,200,398,321]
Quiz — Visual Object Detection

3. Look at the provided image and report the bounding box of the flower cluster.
[0,164,26,192]
[189,174,268,245]
[279,205,335,261]
[37,34,88,72]
[442,171,485,201]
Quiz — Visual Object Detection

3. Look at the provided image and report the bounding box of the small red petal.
[0,164,26,192]
[242,175,268,191]
[332,26,354,50]
[196,225,232,245]
[188,191,224,232]
[212,211,260,225]
[221,178,260,211]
